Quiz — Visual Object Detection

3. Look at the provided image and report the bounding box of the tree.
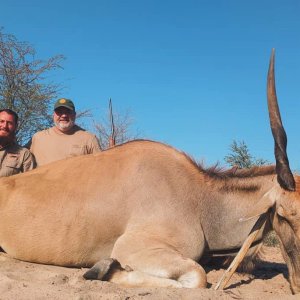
[0,28,65,144]
[93,100,140,150]
[224,140,269,168]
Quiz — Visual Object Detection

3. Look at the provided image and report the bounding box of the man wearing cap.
[0,109,35,177]
[28,98,101,167]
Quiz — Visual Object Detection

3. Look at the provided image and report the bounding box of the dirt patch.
[0,245,297,299]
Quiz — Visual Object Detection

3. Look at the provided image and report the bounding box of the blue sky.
[1,0,300,170]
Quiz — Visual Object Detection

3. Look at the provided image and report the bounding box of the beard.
[55,119,75,132]
[0,135,15,146]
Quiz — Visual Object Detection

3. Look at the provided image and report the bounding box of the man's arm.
[22,148,36,172]
[89,135,102,153]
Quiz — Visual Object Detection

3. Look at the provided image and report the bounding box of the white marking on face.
[263,186,280,203]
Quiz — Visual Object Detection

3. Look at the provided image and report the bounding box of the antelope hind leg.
[84,257,185,287]
[84,255,207,288]
[102,234,207,288]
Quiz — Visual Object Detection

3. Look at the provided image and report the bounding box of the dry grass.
[263,231,280,247]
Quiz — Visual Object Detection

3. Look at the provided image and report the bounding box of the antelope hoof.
[83,258,122,281]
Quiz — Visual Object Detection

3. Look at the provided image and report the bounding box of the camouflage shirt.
[0,142,36,177]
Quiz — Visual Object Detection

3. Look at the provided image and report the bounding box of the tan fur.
[0,140,299,291]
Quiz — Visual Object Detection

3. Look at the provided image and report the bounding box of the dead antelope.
[0,50,299,293]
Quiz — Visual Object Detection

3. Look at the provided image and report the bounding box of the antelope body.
[0,50,299,293]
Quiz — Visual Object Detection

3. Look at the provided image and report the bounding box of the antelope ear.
[239,189,276,222]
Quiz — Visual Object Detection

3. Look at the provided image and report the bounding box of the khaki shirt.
[28,125,101,166]
[0,142,36,177]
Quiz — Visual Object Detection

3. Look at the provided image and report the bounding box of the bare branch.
[0,28,65,144]
[93,103,140,150]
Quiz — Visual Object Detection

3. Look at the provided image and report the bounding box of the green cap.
[54,98,75,112]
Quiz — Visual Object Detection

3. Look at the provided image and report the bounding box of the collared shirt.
[27,125,101,167]
[0,142,36,177]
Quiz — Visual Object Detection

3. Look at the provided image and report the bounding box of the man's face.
[53,107,76,133]
[0,111,17,140]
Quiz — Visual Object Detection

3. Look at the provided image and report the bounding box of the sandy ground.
[0,245,298,300]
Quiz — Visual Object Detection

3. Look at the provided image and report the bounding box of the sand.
[0,245,297,299]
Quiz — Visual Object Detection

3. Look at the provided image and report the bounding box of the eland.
[0,50,299,293]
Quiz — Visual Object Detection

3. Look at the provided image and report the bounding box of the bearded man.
[28,98,101,166]
[0,109,35,177]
